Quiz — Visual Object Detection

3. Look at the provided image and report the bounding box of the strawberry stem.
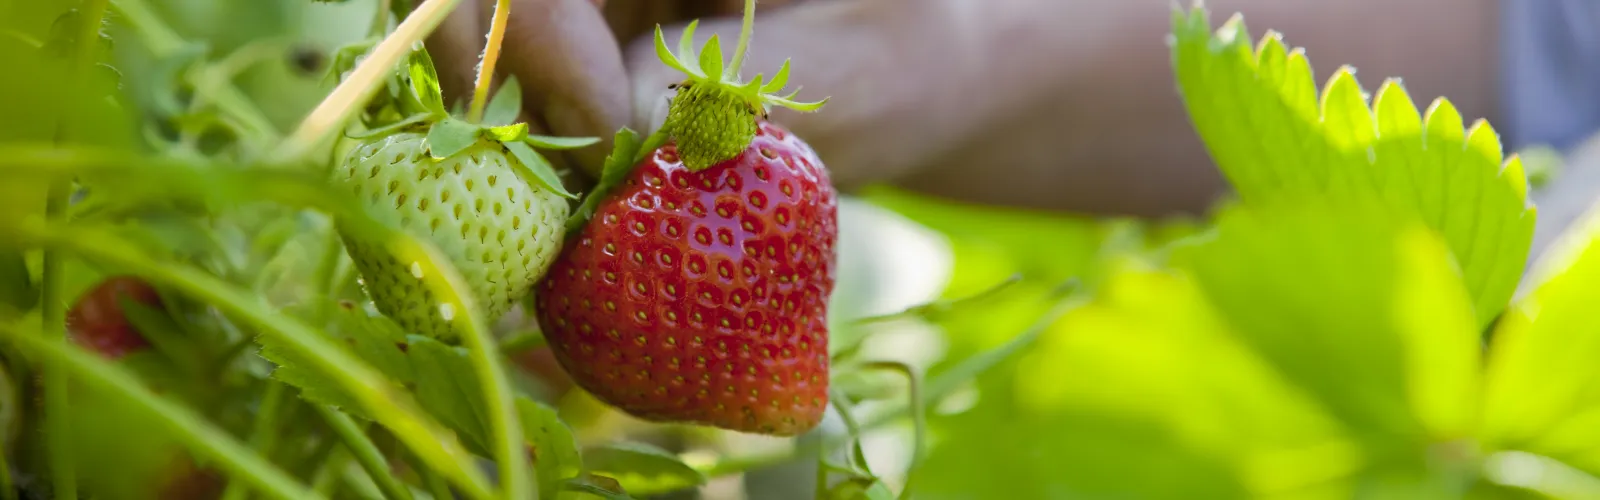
[467,0,513,124]
[725,0,756,79]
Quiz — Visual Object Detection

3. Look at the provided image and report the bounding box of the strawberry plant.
[4,0,1600,499]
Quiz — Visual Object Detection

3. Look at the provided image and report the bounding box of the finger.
[497,0,632,177]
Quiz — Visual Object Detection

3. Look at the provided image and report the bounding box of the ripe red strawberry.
[537,0,834,435]
[538,119,836,435]
[66,275,161,360]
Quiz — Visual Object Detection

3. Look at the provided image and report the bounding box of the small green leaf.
[347,112,435,140]
[408,45,447,116]
[504,141,577,199]
[677,20,703,76]
[567,128,645,233]
[524,135,600,150]
[487,123,529,143]
[697,34,724,82]
[426,118,481,159]
[563,475,633,499]
[409,335,491,454]
[827,478,896,500]
[761,59,791,93]
[654,25,694,78]
[517,396,581,499]
[483,75,523,126]
[582,442,707,495]
[0,249,34,317]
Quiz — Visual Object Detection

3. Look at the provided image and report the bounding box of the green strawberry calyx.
[653,0,828,171]
[345,44,593,200]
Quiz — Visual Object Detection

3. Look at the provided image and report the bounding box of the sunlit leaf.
[408,44,446,116]
[1481,203,1600,476]
[1171,5,1535,327]
[583,442,706,495]
[1182,200,1480,445]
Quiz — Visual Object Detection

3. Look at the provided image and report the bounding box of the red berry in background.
[67,276,161,360]
[537,121,837,435]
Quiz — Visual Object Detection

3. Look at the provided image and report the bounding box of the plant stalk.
[725,0,756,79]
[274,0,465,164]
[0,326,317,500]
[219,381,290,500]
[17,222,497,500]
[316,405,415,500]
[465,0,512,123]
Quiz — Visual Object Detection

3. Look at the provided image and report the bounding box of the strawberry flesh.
[67,276,161,360]
[537,121,837,435]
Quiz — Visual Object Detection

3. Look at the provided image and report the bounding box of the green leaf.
[426,117,481,159]
[582,442,707,495]
[761,59,791,93]
[676,20,703,76]
[1481,205,1600,475]
[1170,6,1535,327]
[517,396,581,499]
[697,34,724,82]
[408,335,491,453]
[563,475,633,499]
[347,112,434,140]
[524,135,601,150]
[487,123,529,143]
[504,141,577,199]
[1182,200,1480,445]
[0,249,34,317]
[483,75,523,126]
[567,128,645,233]
[827,478,896,500]
[987,261,1353,498]
[409,45,447,116]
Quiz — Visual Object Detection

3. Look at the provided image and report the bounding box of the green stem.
[220,381,290,500]
[415,453,453,500]
[312,448,352,496]
[862,362,923,500]
[16,222,497,500]
[465,0,511,123]
[456,285,531,500]
[724,0,756,79]
[370,0,393,37]
[316,405,415,500]
[0,429,15,500]
[40,185,75,500]
[0,325,318,500]
[274,0,465,163]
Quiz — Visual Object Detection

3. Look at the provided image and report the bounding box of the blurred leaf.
[1481,204,1600,475]
[943,261,1356,499]
[408,334,490,454]
[582,442,706,495]
[568,127,644,233]
[518,396,582,499]
[524,135,601,150]
[1183,201,1480,446]
[0,249,36,317]
[483,75,522,127]
[1171,6,1535,327]
[826,478,894,500]
[562,475,632,499]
